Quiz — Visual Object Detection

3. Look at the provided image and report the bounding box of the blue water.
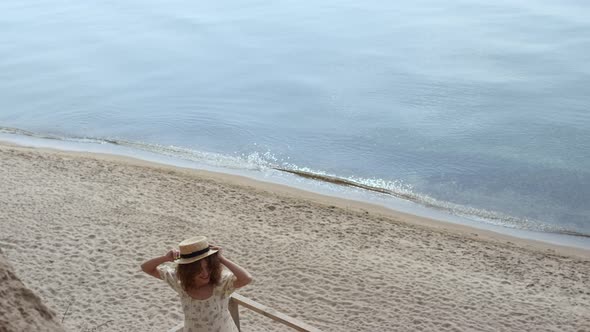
[1,0,590,238]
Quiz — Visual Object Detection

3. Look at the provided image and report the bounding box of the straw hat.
[176,236,218,264]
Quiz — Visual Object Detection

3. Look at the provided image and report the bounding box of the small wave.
[272,167,589,238]
[0,126,274,170]
[0,127,62,140]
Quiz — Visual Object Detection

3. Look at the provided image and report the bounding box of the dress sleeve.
[157,264,182,293]
[219,270,238,297]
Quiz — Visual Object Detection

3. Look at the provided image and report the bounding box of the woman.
[141,236,253,332]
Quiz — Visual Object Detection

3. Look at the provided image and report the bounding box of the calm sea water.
[1,0,590,238]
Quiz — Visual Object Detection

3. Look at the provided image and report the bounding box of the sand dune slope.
[0,250,65,332]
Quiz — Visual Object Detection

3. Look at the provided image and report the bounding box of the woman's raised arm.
[210,245,253,288]
[140,250,177,279]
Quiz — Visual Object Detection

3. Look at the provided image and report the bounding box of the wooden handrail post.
[228,296,241,331]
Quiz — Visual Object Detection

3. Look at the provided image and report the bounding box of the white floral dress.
[158,264,239,332]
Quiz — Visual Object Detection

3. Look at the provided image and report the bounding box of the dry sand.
[0,142,589,332]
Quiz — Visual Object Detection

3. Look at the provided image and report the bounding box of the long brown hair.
[176,254,222,291]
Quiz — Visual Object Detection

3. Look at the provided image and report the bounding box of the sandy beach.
[1,142,589,332]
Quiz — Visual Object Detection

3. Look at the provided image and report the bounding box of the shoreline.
[1,141,589,331]
[2,139,589,258]
[2,130,589,247]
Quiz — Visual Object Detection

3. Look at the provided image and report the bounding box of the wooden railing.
[168,293,322,332]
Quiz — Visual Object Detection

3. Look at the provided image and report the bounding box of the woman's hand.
[165,249,179,262]
[209,245,224,259]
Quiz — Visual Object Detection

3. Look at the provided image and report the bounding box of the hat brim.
[175,249,218,265]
